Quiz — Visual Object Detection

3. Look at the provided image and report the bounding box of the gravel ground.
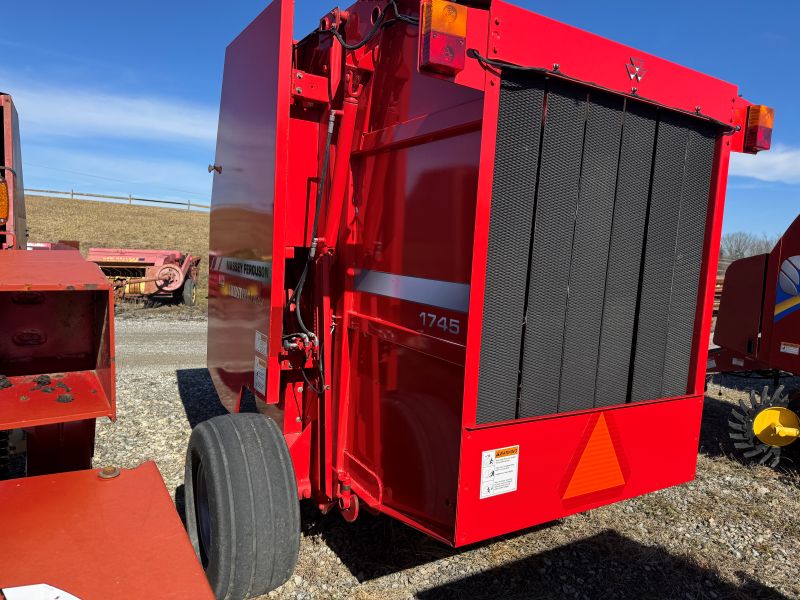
[94,312,800,600]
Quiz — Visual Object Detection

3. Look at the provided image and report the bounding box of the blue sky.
[2,0,797,234]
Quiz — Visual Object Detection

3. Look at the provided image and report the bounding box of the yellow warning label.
[495,446,519,458]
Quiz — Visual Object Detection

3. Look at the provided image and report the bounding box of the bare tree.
[719,232,779,269]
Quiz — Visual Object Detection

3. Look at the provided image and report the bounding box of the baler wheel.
[729,386,800,468]
[184,413,300,599]
[182,277,197,306]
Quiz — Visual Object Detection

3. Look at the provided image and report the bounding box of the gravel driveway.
[94,312,800,600]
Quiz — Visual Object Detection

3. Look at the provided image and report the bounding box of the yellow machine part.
[124,281,147,295]
[753,406,800,448]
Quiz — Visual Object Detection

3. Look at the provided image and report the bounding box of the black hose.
[289,110,336,342]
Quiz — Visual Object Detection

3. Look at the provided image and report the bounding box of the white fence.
[25,188,210,211]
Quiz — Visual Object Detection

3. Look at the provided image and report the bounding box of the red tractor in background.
[182,0,774,597]
[0,91,213,598]
[709,214,800,466]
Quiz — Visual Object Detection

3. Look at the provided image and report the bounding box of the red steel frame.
[207,0,763,547]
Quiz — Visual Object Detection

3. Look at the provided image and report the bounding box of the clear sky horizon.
[2,0,797,236]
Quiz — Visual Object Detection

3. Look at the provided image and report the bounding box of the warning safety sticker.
[255,330,268,356]
[254,356,267,396]
[480,445,519,499]
[780,342,800,356]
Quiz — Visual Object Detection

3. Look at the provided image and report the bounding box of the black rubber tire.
[182,277,197,306]
[184,413,300,599]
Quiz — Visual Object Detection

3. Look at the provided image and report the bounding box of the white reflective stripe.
[354,269,471,313]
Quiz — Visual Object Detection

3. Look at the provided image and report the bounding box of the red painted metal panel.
[764,215,800,373]
[0,372,112,429]
[207,0,293,414]
[714,254,769,357]
[0,250,115,427]
[487,1,739,124]
[454,396,703,546]
[0,249,110,288]
[0,462,213,598]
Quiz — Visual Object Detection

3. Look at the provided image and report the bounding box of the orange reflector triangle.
[563,413,625,500]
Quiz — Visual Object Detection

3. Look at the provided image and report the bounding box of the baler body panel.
[207,0,292,413]
[208,0,749,547]
[455,396,703,545]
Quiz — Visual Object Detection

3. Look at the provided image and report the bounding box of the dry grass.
[25,195,209,307]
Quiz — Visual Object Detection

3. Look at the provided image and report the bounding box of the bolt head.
[99,466,120,479]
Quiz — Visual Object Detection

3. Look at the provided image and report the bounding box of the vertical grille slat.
[476,75,546,424]
[518,81,588,419]
[559,93,624,413]
[475,72,719,424]
[630,116,691,401]
[661,124,716,397]
[594,102,658,407]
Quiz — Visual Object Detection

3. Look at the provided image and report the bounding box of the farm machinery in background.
[709,214,800,467]
[183,0,773,596]
[87,247,201,306]
[0,92,213,597]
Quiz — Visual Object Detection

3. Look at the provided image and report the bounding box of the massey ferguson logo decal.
[626,57,646,83]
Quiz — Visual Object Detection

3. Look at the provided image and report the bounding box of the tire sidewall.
[184,424,233,595]
[182,277,197,306]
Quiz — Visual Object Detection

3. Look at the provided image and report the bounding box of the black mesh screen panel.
[518,81,588,419]
[475,75,545,424]
[475,73,718,424]
[594,103,658,407]
[558,93,625,413]
[660,123,716,398]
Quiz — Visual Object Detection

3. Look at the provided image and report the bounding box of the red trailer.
[87,247,201,306]
[0,92,214,598]
[185,0,773,596]
[709,214,800,466]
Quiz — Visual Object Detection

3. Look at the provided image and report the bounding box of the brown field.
[25,195,210,308]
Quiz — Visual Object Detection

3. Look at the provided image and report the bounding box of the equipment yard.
[24,195,210,308]
[2,1,796,597]
[99,309,800,600]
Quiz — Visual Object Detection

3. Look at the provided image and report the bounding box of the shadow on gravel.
[176,368,228,429]
[174,368,261,524]
[304,505,789,599]
[416,530,790,600]
[700,393,738,460]
[301,502,558,582]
